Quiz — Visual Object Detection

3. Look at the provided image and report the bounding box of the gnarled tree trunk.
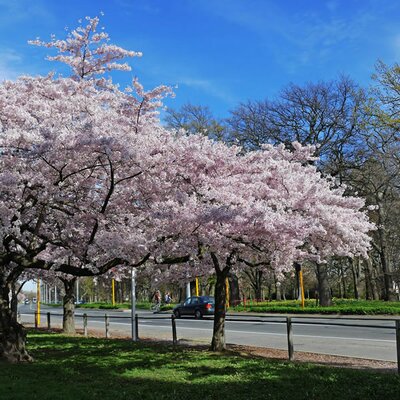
[0,270,32,363]
[62,278,76,334]
[211,266,229,351]
[210,252,232,352]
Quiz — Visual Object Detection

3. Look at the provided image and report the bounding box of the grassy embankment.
[232,298,400,315]
[1,331,399,400]
[69,299,400,315]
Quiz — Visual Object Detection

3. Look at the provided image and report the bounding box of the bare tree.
[164,103,225,141]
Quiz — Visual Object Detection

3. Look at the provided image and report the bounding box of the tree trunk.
[10,283,19,323]
[378,248,396,301]
[62,278,76,334]
[211,266,229,351]
[340,265,347,298]
[228,273,240,306]
[295,266,301,300]
[275,279,282,301]
[351,257,361,300]
[316,263,332,306]
[364,257,380,300]
[244,269,263,301]
[254,270,263,301]
[376,203,396,301]
[0,271,32,363]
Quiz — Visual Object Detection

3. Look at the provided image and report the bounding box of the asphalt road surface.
[19,304,398,362]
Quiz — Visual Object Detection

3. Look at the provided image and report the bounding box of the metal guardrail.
[29,311,400,374]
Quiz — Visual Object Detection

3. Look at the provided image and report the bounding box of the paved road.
[19,305,398,362]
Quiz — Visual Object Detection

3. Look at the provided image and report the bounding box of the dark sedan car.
[173,296,215,319]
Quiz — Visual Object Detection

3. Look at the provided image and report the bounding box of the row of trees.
[165,69,400,304]
[1,16,373,362]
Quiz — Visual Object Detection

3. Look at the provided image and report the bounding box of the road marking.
[96,321,396,343]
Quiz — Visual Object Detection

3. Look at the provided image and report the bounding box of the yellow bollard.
[225,278,230,308]
[195,277,199,296]
[36,279,41,326]
[299,271,305,309]
[112,279,116,306]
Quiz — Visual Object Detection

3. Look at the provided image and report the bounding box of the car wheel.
[174,310,181,318]
[194,309,202,319]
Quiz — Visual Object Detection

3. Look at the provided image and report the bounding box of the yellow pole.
[112,279,115,306]
[299,270,305,309]
[225,278,230,308]
[36,279,41,326]
[195,277,199,296]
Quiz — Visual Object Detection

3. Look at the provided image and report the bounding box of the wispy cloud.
[134,60,238,106]
[0,49,24,81]
[0,0,54,25]
[198,0,386,73]
[178,77,236,104]
[113,0,161,15]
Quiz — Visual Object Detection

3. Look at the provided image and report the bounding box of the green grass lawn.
[0,332,399,400]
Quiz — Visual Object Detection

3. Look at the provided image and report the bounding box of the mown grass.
[232,298,400,315]
[0,331,399,400]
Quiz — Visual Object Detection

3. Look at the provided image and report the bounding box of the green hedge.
[232,298,400,315]
[75,301,176,311]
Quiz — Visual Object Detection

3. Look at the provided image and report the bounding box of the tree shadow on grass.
[1,331,398,400]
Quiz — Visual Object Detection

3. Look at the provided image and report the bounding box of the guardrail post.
[47,312,51,330]
[105,313,110,339]
[171,315,177,346]
[396,320,400,374]
[34,312,38,329]
[83,313,88,337]
[135,313,139,341]
[286,316,294,361]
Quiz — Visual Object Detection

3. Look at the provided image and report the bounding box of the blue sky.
[0,0,399,118]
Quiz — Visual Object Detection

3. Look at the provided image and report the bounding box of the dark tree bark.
[364,258,379,300]
[275,277,282,301]
[351,257,361,300]
[61,278,76,334]
[0,268,32,362]
[228,273,240,306]
[210,252,233,352]
[374,195,396,301]
[378,247,396,301]
[243,268,263,301]
[316,263,332,306]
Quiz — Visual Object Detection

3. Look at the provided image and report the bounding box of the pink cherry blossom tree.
[144,141,374,351]
[0,16,180,360]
